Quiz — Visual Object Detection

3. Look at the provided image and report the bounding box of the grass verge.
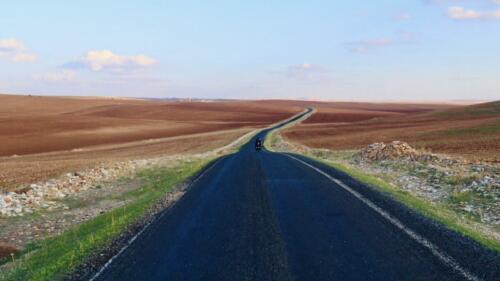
[0,157,213,281]
[316,159,500,251]
[265,129,500,252]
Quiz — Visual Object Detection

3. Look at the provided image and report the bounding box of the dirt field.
[0,95,301,156]
[283,101,500,162]
[0,94,301,190]
[3,95,497,190]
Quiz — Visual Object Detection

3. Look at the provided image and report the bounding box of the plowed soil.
[0,95,301,189]
[0,95,301,156]
[283,101,500,162]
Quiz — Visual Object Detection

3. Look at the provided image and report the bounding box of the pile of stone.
[0,153,196,217]
[0,194,25,216]
[357,141,419,162]
[352,141,500,226]
[0,160,147,217]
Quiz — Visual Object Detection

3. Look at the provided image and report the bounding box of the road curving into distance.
[89,109,499,281]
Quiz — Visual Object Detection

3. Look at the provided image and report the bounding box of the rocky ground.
[1,161,140,217]
[353,141,500,225]
[0,155,205,218]
[0,156,178,258]
[272,132,500,236]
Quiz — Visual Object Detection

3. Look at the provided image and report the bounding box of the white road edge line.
[284,154,481,281]
[88,157,223,281]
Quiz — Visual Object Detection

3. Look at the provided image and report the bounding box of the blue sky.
[1,0,499,100]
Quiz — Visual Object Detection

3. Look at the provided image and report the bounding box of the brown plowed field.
[0,94,302,189]
[283,101,500,162]
[0,95,301,156]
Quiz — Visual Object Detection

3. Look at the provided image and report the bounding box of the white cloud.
[34,70,75,82]
[0,39,37,63]
[69,50,156,72]
[393,13,411,21]
[0,39,24,52]
[447,6,480,19]
[13,53,37,62]
[346,32,417,54]
[447,6,500,19]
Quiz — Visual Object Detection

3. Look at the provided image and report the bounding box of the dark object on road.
[255,137,263,151]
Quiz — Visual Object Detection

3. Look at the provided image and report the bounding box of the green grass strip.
[0,158,211,281]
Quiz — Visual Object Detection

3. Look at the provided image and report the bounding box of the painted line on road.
[284,154,481,281]
[88,157,224,281]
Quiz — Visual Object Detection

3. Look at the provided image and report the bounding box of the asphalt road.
[91,111,499,281]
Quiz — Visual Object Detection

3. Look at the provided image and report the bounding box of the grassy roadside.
[0,157,213,281]
[265,128,500,252]
[316,159,500,251]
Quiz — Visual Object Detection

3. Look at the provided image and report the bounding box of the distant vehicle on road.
[255,137,263,151]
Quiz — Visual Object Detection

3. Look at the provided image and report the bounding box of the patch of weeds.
[58,198,90,209]
[448,190,475,204]
[445,172,481,186]
[433,101,500,119]
[426,124,500,137]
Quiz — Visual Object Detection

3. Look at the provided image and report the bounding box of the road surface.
[91,110,499,281]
